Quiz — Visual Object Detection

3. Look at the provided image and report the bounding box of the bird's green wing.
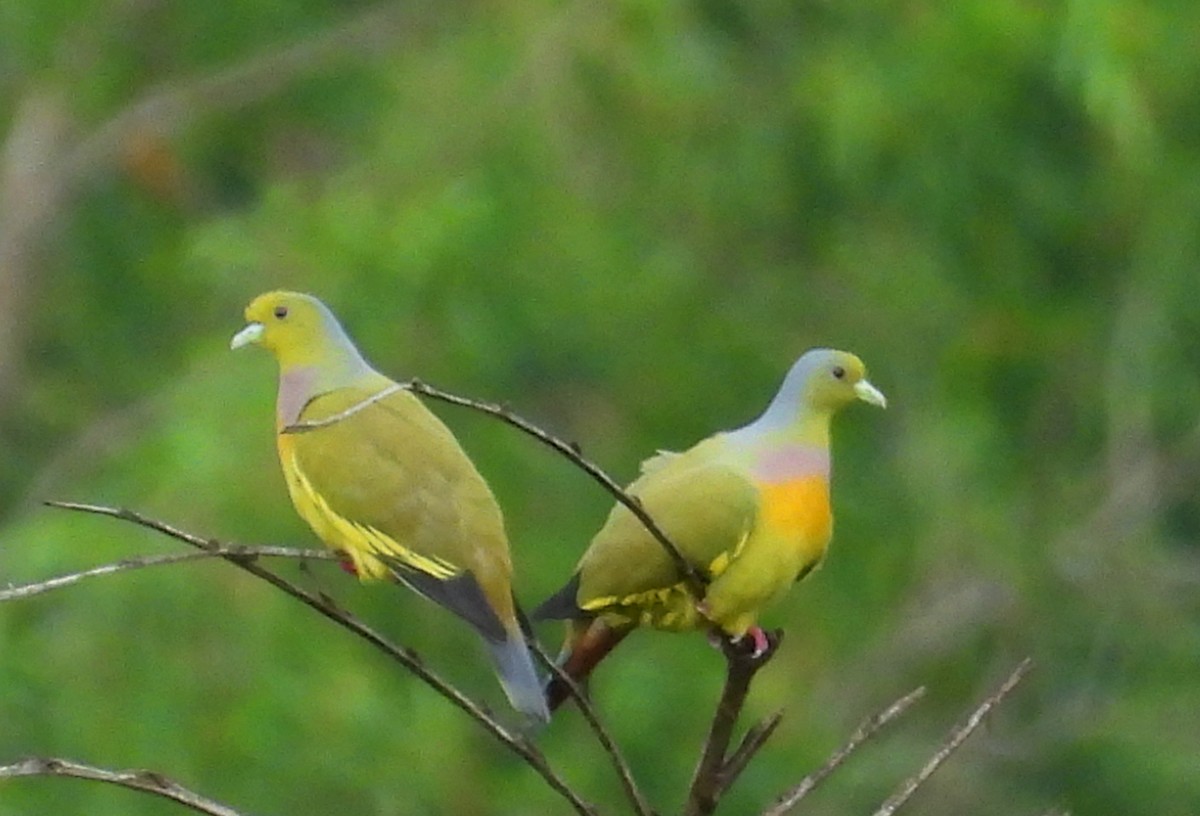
[575,442,760,613]
[286,384,515,635]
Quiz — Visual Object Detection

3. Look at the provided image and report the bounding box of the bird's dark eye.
[832,366,846,380]
[273,305,288,319]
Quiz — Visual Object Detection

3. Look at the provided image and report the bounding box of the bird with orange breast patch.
[535,349,886,712]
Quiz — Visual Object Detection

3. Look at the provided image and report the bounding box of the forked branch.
[0,545,330,602]
[683,632,784,816]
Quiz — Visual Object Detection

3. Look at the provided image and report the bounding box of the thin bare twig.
[682,633,783,816]
[0,756,242,816]
[530,642,656,816]
[720,711,784,796]
[45,500,597,816]
[871,658,1034,816]
[0,546,331,602]
[406,379,707,595]
[282,384,403,433]
[761,686,927,816]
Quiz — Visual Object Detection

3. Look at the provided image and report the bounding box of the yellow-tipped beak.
[854,379,887,408]
[230,322,264,350]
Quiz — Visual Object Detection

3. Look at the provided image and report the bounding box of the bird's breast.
[757,475,833,564]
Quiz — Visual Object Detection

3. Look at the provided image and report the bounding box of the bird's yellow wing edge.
[289,456,460,581]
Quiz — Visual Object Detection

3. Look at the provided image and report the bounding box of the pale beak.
[854,379,887,408]
[230,322,264,350]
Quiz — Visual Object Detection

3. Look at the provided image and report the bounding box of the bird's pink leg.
[337,556,358,577]
[744,625,770,658]
[696,601,769,656]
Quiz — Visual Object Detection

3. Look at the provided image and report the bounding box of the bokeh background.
[1,1,1198,814]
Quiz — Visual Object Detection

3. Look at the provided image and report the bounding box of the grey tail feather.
[487,631,550,725]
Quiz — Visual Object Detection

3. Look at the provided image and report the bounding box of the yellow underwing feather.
[286,452,459,581]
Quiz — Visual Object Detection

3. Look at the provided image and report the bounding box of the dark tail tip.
[532,572,583,621]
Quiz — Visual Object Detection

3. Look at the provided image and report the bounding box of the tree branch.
[0,545,331,602]
[870,658,1034,816]
[45,500,597,816]
[530,642,656,816]
[719,710,784,798]
[761,686,927,816]
[0,756,243,816]
[404,379,708,596]
[281,383,405,433]
[682,632,783,816]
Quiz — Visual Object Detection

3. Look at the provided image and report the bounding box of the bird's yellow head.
[792,348,887,414]
[230,290,360,370]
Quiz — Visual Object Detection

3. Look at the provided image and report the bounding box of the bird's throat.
[753,442,830,481]
[277,365,319,428]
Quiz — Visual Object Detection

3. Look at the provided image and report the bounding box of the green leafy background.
[1,1,1197,814]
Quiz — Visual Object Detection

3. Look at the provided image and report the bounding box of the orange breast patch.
[758,476,832,557]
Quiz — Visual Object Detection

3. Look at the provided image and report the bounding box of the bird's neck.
[728,412,833,482]
[277,366,318,427]
[275,345,379,427]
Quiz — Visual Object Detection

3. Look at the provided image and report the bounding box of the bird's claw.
[699,607,773,659]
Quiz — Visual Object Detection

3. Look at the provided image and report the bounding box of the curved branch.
[762,685,927,816]
[529,642,656,816]
[284,377,704,595]
[870,658,1034,816]
[0,756,242,816]
[401,378,708,596]
[0,546,331,602]
[45,500,597,816]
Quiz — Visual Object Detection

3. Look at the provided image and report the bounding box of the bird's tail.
[487,629,551,725]
[545,618,630,713]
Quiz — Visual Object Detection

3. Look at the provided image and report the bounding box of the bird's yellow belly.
[702,476,832,636]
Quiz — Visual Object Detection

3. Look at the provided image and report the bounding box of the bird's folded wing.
[288,386,510,586]
[576,460,759,610]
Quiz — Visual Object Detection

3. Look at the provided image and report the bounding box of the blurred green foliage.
[2,1,1198,814]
